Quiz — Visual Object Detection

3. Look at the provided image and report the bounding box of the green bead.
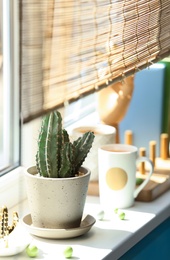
[114,208,119,214]
[136,177,144,185]
[97,210,105,220]
[119,212,125,220]
[26,245,39,258]
[63,246,73,258]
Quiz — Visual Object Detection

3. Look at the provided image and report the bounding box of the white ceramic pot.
[25,166,90,229]
[71,124,116,181]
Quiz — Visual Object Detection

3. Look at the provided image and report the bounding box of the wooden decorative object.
[87,181,99,197]
[96,75,134,143]
[160,133,169,159]
[139,147,146,174]
[136,133,170,202]
[149,141,156,167]
[155,133,170,170]
[136,169,170,202]
[125,130,133,145]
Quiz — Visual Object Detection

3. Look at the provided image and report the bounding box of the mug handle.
[134,156,154,198]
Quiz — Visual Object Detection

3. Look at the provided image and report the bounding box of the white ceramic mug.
[71,124,116,181]
[98,144,154,209]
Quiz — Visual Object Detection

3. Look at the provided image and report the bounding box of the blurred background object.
[97,75,134,143]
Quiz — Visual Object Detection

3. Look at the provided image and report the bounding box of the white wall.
[21,118,41,167]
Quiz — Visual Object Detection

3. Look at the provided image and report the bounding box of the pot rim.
[72,124,116,135]
[26,166,91,181]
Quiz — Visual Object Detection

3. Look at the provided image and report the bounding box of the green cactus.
[36,111,95,178]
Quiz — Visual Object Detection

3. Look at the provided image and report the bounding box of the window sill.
[1,112,169,258]
[7,190,170,259]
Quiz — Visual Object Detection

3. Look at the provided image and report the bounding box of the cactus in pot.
[36,110,95,178]
[25,110,95,230]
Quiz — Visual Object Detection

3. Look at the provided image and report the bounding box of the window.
[0,0,20,176]
[0,0,96,177]
[64,93,97,127]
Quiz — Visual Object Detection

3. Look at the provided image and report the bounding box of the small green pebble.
[97,210,105,220]
[63,246,73,258]
[114,208,119,214]
[26,244,39,258]
[136,177,144,185]
[119,212,125,220]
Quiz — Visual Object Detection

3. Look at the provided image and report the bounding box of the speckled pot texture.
[25,166,91,229]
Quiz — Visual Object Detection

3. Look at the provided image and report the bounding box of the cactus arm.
[36,114,51,177]
[62,129,70,143]
[59,142,74,178]
[36,111,63,177]
[50,111,62,177]
[73,131,95,173]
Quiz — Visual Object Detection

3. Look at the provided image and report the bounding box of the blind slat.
[20,0,170,123]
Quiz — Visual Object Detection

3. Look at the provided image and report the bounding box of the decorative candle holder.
[0,205,19,248]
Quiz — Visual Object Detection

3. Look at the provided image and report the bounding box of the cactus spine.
[36,111,95,178]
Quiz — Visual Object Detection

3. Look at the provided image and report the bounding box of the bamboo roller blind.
[20,0,170,123]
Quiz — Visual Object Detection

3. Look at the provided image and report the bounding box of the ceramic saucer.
[22,214,96,239]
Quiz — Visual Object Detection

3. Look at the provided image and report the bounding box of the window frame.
[0,0,98,209]
[0,0,20,175]
[0,0,23,208]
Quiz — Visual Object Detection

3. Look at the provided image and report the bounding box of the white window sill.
[1,112,169,258]
[7,190,170,259]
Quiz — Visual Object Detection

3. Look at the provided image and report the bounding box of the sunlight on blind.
[20,0,170,123]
